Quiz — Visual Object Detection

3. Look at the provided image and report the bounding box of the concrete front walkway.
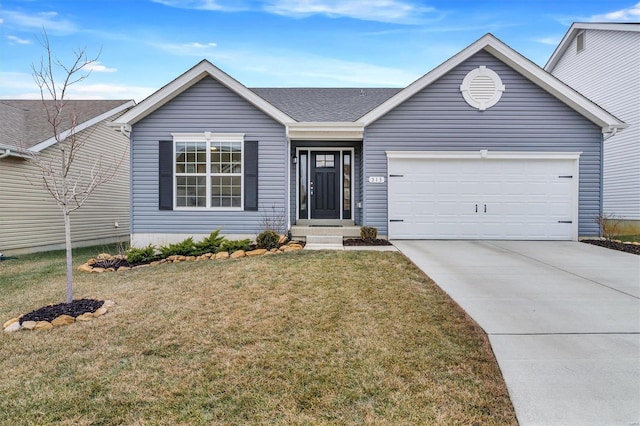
[393,240,640,426]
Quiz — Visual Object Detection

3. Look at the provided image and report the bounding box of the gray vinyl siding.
[0,117,130,255]
[549,29,640,220]
[131,76,287,236]
[289,141,362,225]
[364,50,603,237]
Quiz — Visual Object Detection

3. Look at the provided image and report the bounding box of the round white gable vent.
[460,66,505,111]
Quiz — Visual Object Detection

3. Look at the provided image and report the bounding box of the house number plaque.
[368,176,385,183]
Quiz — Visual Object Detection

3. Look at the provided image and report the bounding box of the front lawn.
[0,246,516,425]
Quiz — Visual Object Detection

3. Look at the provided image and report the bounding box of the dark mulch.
[343,238,393,246]
[582,240,640,256]
[19,299,104,324]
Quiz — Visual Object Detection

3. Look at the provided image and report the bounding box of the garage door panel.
[388,156,577,240]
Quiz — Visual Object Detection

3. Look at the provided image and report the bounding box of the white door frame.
[296,147,355,221]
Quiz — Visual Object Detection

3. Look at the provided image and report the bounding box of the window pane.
[176,142,206,175]
[211,141,242,175]
[176,176,206,207]
[299,152,308,215]
[316,154,335,168]
[211,175,242,207]
[343,153,351,219]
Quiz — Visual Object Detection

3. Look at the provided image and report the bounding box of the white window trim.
[172,132,245,211]
[460,66,505,111]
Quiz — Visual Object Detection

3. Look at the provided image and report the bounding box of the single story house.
[112,34,625,247]
[545,22,640,234]
[0,99,134,255]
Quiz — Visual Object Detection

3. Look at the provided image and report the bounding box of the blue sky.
[1,1,638,101]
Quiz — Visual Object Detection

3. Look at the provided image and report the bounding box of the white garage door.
[387,152,579,240]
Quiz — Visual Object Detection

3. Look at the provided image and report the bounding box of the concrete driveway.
[393,240,640,426]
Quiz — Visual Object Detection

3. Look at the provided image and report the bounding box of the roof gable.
[0,100,134,156]
[545,22,640,72]
[113,60,295,126]
[359,33,626,131]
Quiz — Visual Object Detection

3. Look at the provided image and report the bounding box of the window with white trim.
[173,133,244,209]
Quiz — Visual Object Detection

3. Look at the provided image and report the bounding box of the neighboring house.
[112,34,625,246]
[0,99,135,255]
[545,22,640,233]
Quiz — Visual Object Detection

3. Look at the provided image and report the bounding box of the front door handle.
[484,204,487,213]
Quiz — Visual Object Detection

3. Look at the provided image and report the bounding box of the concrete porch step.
[291,225,361,239]
[304,235,344,251]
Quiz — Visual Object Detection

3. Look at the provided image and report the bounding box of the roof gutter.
[0,144,34,159]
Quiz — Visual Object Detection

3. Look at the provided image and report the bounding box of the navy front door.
[310,151,340,219]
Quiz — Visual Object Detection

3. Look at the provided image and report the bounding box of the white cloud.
[2,10,77,34]
[148,41,221,57]
[589,1,640,21]
[0,72,154,102]
[84,62,118,73]
[533,36,561,46]
[7,35,32,45]
[65,83,156,101]
[150,0,248,12]
[264,0,436,24]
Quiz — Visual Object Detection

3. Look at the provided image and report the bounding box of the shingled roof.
[250,88,402,122]
[0,99,133,150]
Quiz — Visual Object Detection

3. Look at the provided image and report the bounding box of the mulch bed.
[582,240,640,255]
[19,299,104,324]
[343,238,393,246]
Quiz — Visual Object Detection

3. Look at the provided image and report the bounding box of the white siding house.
[546,23,640,232]
[0,100,135,255]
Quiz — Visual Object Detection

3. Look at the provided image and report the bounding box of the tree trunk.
[64,210,73,304]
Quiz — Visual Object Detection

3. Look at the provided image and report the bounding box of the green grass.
[616,234,640,243]
[1,247,516,425]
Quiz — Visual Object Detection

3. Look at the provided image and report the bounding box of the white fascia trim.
[546,23,640,72]
[385,150,583,160]
[360,33,625,131]
[0,143,34,159]
[113,61,294,126]
[172,132,245,142]
[287,122,364,140]
[30,100,135,153]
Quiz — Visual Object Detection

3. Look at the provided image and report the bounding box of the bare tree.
[29,30,121,303]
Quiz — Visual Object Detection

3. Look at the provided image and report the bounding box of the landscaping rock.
[246,249,267,257]
[87,258,97,266]
[186,256,196,261]
[177,255,187,261]
[92,307,108,317]
[279,235,288,245]
[3,317,19,329]
[215,251,229,260]
[51,315,75,327]
[76,313,94,322]
[77,263,93,273]
[97,253,112,260]
[91,267,105,273]
[4,322,21,332]
[282,245,302,252]
[230,250,246,259]
[21,321,37,330]
[118,266,131,271]
[203,253,213,258]
[287,243,303,249]
[34,321,53,330]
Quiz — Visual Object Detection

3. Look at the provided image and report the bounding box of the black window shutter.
[158,140,173,210]
[244,141,258,211]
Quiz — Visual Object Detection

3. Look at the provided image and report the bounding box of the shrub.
[220,239,252,254]
[360,226,378,243]
[159,237,198,258]
[256,230,280,250]
[126,245,157,264]
[194,229,225,254]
